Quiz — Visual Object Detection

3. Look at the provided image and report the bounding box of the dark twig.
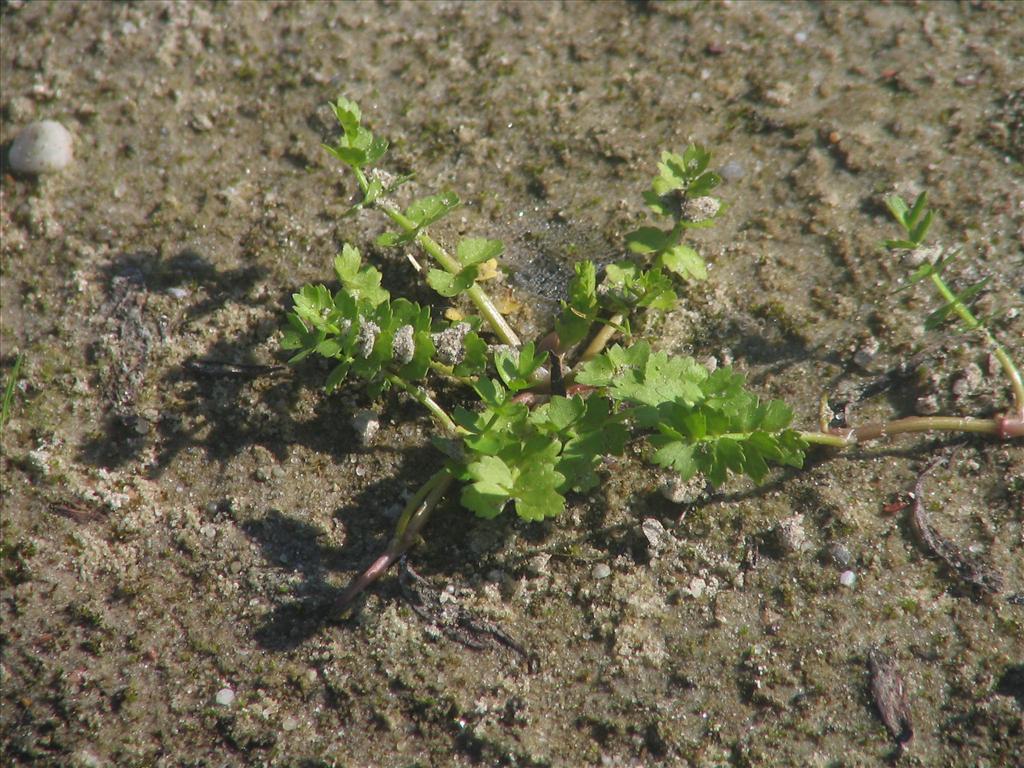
[909,457,1004,596]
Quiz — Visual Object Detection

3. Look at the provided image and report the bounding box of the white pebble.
[719,159,746,182]
[591,563,611,580]
[686,576,707,599]
[9,120,74,174]
[839,570,856,588]
[282,715,299,731]
[214,687,235,706]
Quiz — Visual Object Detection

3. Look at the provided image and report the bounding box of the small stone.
[9,120,74,174]
[352,410,379,446]
[719,160,745,182]
[829,543,853,568]
[952,362,983,399]
[640,518,667,553]
[774,514,808,555]
[839,570,857,588]
[591,563,611,580]
[526,553,551,577]
[686,576,707,599]
[70,750,103,768]
[763,81,795,107]
[214,687,235,706]
[853,337,880,368]
[660,474,706,504]
[282,715,299,731]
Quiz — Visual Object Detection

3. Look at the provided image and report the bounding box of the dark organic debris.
[909,463,1004,596]
[868,648,914,751]
[186,359,286,378]
[398,557,538,671]
[48,499,106,524]
[96,268,160,424]
[995,664,1024,708]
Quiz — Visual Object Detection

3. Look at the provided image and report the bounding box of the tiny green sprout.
[882,192,1023,422]
[1,354,23,432]
[284,97,1021,612]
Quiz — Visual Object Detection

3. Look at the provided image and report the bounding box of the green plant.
[1,354,22,432]
[284,97,1022,610]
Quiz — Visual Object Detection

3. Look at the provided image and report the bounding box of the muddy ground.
[2,2,1023,766]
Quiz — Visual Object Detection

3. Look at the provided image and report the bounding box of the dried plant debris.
[868,648,914,751]
[48,498,106,524]
[185,359,286,378]
[909,464,1004,596]
[398,557,537,671]
[95,267,161,423]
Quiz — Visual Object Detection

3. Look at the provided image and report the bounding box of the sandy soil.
[2,2,1022,766]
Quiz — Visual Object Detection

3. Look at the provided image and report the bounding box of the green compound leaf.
[460,436,567,521]
[291,284,335,330]
[324,96,389,169]
[461,455,514,519]
[643,145,721,219]
[334,244,389,306]
[658,243,707,281]
[494,342,547,393]
[511,437,567,521]
[538,395,627,493]
[583,342,707,408]
[555,260,598,349]
[406,191,460,228]
[687,170,722,198]
[646,367,806,487]
[453,331,488,377]
[601,262,677,312]
[625,227,671,254]
[324,361,351,393]
[426,266,479,298]
[457,237,504,266]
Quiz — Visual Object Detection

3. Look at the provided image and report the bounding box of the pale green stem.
[352,168,521,347]
[578,312,625,363]
[428,360,476,387]
[386,374,466,438]
[390,468,455,544]
[928,271,1024,419]
[333,468,455,612]
[801,413,1023,448]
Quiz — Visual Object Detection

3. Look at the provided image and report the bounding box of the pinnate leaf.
[406,191,460,228]
[457,238,504,266]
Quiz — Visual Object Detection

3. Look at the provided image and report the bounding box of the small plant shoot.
[284,97,1023,611]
